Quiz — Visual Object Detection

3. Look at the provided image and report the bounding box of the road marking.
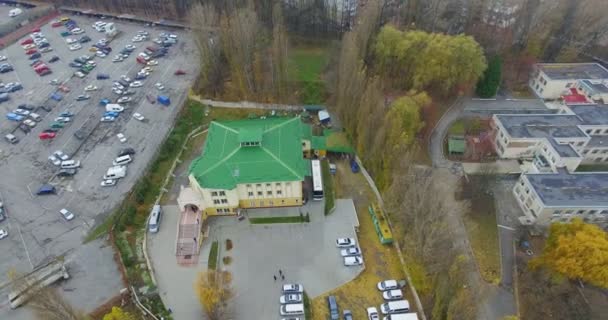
[17,226,34,270]
[497,224,515,231]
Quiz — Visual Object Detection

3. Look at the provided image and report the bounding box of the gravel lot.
[0,13,198,318]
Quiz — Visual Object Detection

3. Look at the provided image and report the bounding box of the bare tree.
[27,286,86,320]
[189,3,224,96]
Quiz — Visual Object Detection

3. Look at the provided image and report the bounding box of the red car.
[39,132,56,140]
[51,21,63,28]
[25,48,37,55]
[174,69,186,75]
[33,61,45,68]
[31,27,41,33]
[136,56,146,64]
[37,69,52,76]
[21,38,33,45]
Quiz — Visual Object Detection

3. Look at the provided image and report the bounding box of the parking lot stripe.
[17,225,34,270]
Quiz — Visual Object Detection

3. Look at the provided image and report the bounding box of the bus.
[311,159,324,201]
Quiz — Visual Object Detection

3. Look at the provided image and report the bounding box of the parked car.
[97,73,110,80]
[336,238,356,248]
[282,284,304,294]
[53,151,69,161]
[76,94,90,101]
[68,44,82,51]
[48,155,61,166]
[100,116,116,122]
[79,35,91,43]
[39,132,57,140]
[367,307,380,320]
[279,294,302,304]
[118,147,136,157]
[343,310,353,320]
[340,247,361,257]
[6,113,24,121]
[343,256,363,266]
[118,96,132,104]
[59,111,74,117]
[101,179,117,187]
[54,116,71,123]
[13,109,30,116]
[132,113,145,121]
[155,82,164,90]
[49,55,60,63]
[377,280,400,291]
[382,289,404,301]
[59,208,75,221]
[327,296,340,320]
[0,229,8,240]
[57,168,77,177]
[84,84,98,91]
[116,133,127,143]
[29,52,41,60]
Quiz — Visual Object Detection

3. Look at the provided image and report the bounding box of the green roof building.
[187,117,310,215]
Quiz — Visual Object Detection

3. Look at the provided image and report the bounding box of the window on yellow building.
[267,191,272,196]
[248,192,254,197]
[211,192,218,196]
[277,190,282,195]
[257,191,263,196]
[221,199,228,204]
[219,191,226,196]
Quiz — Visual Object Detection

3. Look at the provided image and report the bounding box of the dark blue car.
[96,73,110,80]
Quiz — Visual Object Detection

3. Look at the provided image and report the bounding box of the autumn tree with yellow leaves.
[195,270,234,320]
[530,218,608,288]
[103,307,136,320]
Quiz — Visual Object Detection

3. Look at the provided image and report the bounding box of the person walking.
[279,269,283,276]
[273,275,277,281]
[281,274,285,281]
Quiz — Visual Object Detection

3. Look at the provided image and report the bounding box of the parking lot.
[149,200,362,320]
[0,13,198,318]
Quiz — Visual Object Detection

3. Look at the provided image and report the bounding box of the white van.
[9,8,23,17]
[380,300,410,315]
[4,134,18,144]
[279,303,304,316]
[29,113,42,121]
[104,166,127,180]
[148,205,162,233]
[383,313,419,320]
[112,155,132,166]
[60,160,81,169]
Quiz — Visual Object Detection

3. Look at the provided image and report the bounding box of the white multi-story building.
[528,63,608,99]
[514,169,608,228]
[491,63,608,228]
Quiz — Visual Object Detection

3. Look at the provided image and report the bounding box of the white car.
[22,44,36,50]
[48,155,61,166]
[147,60,158,66]
[340,247,361,257]
[129,81,143,88]
[120,75,131,82]
[125,44,136,50]
[132,113,145,121]
[117,133,127,143]
[344,256,363,266]
[13,109,30,116]
[84,85,98,91]
[96,52,107,58]
[0,229,7,240]
[49,79,60,85]
[282,284,304,294]
[23,119,36,127]
[66,38,77,44]
[112,56,123,63]
[59,208,75,221]
[142,66,153,73]
[113,89,123,95]
[336,238,356,248]
[377,280,399,291]
[155,82,164,90]
[0,56,7,61]
[71,28,84,34]
[366,307,380,320]
[117,96,132,104]
[54,117,71,123]
[113,83,125,90]
[69,44,82,51]
[132,36,143,42]
[54,150,70,161]
[279,293,303,304]
[382,289,404,301]
[101,179,117,187]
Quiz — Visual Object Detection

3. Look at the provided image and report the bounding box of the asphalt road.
[0,13,198,318]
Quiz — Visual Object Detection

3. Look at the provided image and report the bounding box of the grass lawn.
[208,241,219,270]
[463,194,501,284]
[289,46,330,104]
[311,160,405,320]
[322,159,335,215]
[249,216,307,224]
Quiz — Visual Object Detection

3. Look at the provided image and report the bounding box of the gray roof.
[568,105,608,125]
[496,114,585,139]
[548,139,579,158]
[539,63,608,80]
[580,79,608,94]
[525,171,608,207]
[587,135,608,148]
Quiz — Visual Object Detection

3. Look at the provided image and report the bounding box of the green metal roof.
[311,136,327,149]
[448,135,466,154]
[189,117,309,189]
[238,128,263,144]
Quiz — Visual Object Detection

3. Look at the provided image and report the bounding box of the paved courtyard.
[149,199,362,320]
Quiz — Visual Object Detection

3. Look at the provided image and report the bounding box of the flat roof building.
[529,63,608,99]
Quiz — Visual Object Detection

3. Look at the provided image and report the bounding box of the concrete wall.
[529,68,573,99]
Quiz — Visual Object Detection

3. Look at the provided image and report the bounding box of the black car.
[96,73,110,80]
[74,57,86,64]
[49,56,60,63]
[40,105,52,112]
[79,36,91,43]
[29,52,41,60]
[18,124,30,133]
[118,147,136,157]
[74,130,86,140]
[18,104,35,111]
[38,42,50,48]
[57,168,77,177]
